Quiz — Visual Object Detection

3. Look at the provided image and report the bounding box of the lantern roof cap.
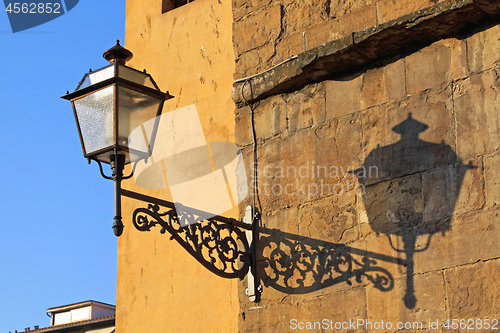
[103,40,133,64]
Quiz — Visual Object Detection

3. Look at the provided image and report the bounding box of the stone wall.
[233,0,500,331]
[232,0,467,79]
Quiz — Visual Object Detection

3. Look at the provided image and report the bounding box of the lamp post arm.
[119,188,254,280]
[120,189,253,230]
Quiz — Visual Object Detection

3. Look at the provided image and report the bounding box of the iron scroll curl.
[131,201,251,279]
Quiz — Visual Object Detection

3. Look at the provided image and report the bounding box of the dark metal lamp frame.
[63,41,259,300]
[94,152,258,286]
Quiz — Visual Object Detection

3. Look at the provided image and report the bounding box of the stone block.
[445,259,500,318]
[281,0,332,34]
[287,84,326,133]
[325,74,363,119]
[414,208,500,273]
[455,70,500,160]
[275,5,376,62]
[260,205,299,236]
[298,190,358,243]
[383,58,407,102]
[423,157,484,222]
[315,112,364,178]
[233,5,282,56]
[360,67,387,111]
[360,58,406,110]
[466,24,500,73]
[376,0,437,23]
[311,5,377,50]
[251,111,362,210]
[235,42,275,78]
[254,94,288,140]
[485,152,500,207]
[329,0,376,17]
[253,132,319,210]
[232,0,273,21]
[405,41,454,94]
[440,38,469,81]
[332,4,377,37]
[235,106,253,147]
[275,30,308,62]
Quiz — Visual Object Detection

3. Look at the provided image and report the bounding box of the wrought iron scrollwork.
[131,201,251,279]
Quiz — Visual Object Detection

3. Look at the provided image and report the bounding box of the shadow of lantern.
[353,113,472,309]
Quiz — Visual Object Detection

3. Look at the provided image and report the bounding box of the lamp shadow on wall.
[257,114,472,309]
[258,228,398,294]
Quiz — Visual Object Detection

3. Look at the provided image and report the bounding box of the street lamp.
[61,42,258,293]
[62,41,172,236]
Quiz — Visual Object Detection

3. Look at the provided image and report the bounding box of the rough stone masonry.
[233,0,500,331]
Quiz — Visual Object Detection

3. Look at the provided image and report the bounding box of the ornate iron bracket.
[121,189,255,281]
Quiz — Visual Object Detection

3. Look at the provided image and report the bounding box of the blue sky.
[0,1,126,331]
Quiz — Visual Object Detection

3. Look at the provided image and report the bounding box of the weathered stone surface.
[232,0,272,20]
[466,23,500,73]
[233,5,282,56]
[360,58,406,110]
[405,44,450,93]
[287,83,326,133]
[239,288,368,333]
[312,5,377,50]
[275,4,377,64]
[423,157,484,222]
[235,42,275,78]
[445,259,500,318]
[366,271,447,329]
[329,0,376,18]
[275,30,308,63]
[315,112,364,178]
[252,133,318,210]
[235,106,253,147]
[441,38,469,81]
[233,0,500,105]
[233,2,500,331]
[298,190,358,243]
[281,0,332,34]
[260,205,299,236]
[405,38,467,94]
[454,70,500,160]
[325,74,363,119]
[254,94,287,140]
[484,152,500,207]
[253,115,362,210]
[414,208,500,273]
[376,0,438,23]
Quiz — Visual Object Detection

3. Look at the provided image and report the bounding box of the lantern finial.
[103,40,133,64]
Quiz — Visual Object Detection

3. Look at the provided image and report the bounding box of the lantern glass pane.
[117,86,162,162]
[73,85,115,155]
[117,64,156,89]
[76,65,114,90]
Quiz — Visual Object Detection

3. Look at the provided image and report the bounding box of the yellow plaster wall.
[117,0,238,332]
